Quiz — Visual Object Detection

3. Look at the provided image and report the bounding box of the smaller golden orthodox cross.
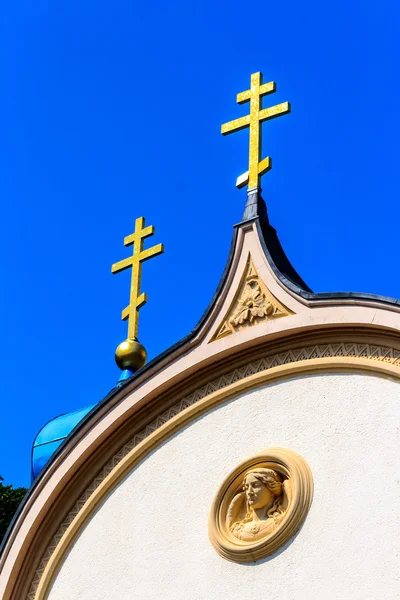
[221,72,290,190]
[112,216,164,341]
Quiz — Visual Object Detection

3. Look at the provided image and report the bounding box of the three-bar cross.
[112,217,164,340]
[221,72,290,190]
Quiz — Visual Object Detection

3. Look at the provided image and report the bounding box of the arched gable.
[1,191,400,600]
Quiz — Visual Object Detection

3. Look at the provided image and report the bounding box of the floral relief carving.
[211,256,292,341]
[230,281,275,326]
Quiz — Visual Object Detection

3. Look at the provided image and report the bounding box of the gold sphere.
[115,337,147,371]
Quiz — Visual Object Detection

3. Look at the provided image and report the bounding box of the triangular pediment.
[210,255,293,341]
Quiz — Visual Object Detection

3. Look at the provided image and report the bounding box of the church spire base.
[242,187,269,224]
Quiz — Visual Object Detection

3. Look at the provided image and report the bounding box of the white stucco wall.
[48,373,400,600]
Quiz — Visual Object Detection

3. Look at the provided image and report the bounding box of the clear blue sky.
[1,1,399,487]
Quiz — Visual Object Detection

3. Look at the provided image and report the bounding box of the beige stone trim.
[210,255,292,341]
[29,343,400,599]
[209,448,313,562]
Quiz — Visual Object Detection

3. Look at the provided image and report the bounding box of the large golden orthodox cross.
[112,217,164,340]
[221,72,290,190]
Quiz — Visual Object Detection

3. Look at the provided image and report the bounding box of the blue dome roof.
[32,404,96,480]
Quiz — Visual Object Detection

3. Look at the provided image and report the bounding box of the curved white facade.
[48,373,400,600]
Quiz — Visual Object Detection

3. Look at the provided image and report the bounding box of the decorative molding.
[28,341,400,598]
[209,448,313,562]
[211,256,292,341]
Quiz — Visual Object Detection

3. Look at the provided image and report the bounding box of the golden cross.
[221,72,291,190]
[111,217,164,340]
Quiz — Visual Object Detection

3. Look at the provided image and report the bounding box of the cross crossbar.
[112,216,164,340]
[221,72,291,190]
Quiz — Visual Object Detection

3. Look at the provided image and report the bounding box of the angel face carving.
[229,468,289,541]
[209,448,313,563]
[245,471,278,509]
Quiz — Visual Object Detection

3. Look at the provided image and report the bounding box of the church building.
[1,72,399,600]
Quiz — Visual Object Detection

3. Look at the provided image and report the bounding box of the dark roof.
[245,188,400,307]
[241,188,312,292]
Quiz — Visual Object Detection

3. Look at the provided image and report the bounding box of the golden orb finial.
[115,337,147,371]
[112,216,164,374]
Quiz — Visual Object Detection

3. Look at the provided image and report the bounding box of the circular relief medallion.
[209,448,313,563]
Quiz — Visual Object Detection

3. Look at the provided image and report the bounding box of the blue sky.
[1,1,399,487]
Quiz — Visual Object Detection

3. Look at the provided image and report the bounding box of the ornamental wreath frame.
[209,448,313,563]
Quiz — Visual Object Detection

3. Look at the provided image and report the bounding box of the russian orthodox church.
[1,73,399,600]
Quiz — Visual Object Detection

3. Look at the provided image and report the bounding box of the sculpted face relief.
[209,448,313,562]
[230,469,287,541]
[245,473,275,508]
